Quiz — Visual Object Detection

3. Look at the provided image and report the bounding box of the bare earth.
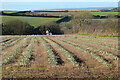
[1,35,119,79]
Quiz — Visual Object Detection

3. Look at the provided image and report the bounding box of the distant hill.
[101,7,118,12]
[53,9,100,12]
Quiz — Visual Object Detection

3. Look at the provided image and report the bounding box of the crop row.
[45,37,80,67]
[72,36,117,42]
[40,37,58,65]
[20,37,35,66]
[53,37,112,67]
[55,37,120,61]
[1,37,32,65]
[68,37,119,51]
[0,38,11,43]
[61,36,117,47]
[73,37,118,48]
[1,38,22,50]
[0,38,20,46]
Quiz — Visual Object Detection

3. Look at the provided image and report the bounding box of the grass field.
[1,35,119,79]
[2,15,61,27]
[3,11,19,14]
[92,19,118,22]
[90,12,118,16]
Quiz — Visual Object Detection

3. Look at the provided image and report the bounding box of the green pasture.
[92,19,118,22]
[2,15,61,27]
[3,11,19,14]
[90,12,118,16]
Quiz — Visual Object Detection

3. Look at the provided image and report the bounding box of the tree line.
[2,19,63,35]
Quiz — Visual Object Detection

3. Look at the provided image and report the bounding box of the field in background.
[2,11,118,16]
[2,11,118,26]
[90,12,118,16]
[1,35,119,79]
[3,11,19,14]
[92,19,118,22]
[90,12,118,22]
[2,16,61,27]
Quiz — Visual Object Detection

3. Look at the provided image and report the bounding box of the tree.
[2,19,34,35]
[39,22,63,35]
[60,12,93,33]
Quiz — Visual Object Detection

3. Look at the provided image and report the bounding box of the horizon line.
[1,7,117,11]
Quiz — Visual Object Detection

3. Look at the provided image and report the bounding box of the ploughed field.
[0,35,119,79]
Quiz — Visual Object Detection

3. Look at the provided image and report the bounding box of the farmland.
[1,11,118,27]
[92,19,118,22]
[90,12,118,16]
[3,11,19,14]
[2,11,118,16]
[2,16,61,27]
[1,35,119,79]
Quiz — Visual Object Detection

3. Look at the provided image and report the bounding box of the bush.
[2,19,34,35]
[78,20,118,36]
[60,13,118,36]
[60,13,93,34]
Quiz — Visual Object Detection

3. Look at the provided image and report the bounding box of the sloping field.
[90,12,118,16]
[1,35,119,79]
[92,19,118,22]
[2,16,61,27]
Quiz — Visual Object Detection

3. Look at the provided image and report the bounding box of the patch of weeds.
[4,72,11,76]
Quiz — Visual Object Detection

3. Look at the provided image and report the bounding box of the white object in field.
[50,33,52,35]
[46,30,49,35]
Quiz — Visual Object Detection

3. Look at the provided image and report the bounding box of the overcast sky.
[1,0,119,2]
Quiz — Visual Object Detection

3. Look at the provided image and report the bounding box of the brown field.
[0,35,119,79]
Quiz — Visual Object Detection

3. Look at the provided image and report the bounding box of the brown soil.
[65,37,118,55]
[56,37,119,68]
[77,37,118,48]
[48,37,118,78]
[2,35,119,79]
[13,37,33,66]
[2,37,28,60]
